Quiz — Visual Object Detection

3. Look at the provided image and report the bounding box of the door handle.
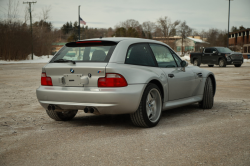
[197,73,202,77]
[168,74,174,78]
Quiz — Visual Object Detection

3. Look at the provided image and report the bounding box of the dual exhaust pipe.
[48,105,97,114]
[84,107,95,113]
[48,104,62,112]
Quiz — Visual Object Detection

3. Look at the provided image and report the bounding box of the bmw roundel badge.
[70,68,74,73]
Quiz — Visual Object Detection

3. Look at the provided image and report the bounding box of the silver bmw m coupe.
[36,37,216,127]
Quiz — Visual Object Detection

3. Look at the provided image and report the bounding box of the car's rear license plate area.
[64,74,83,87]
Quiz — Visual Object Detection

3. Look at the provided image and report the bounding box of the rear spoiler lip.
[66,40,119,47]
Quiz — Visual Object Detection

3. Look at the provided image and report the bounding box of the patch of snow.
[0,55,53,64]
[244,59,250,63]
[187,37,209,44]
[181,56,190,61]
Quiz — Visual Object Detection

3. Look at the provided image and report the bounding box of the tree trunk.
[182,37,184,55]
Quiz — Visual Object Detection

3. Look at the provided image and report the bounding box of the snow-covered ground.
[244,59,250,62]
[181,55,190,61]
[0,55,53,64]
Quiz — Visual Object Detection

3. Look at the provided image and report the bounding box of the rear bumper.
[36,84,146,114]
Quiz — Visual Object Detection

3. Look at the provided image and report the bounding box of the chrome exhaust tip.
[84,107,89,113]
[89,107,94,113]
[48,105,62,112]
[48,104,55,111]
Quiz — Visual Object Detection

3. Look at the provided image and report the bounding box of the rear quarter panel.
[105,63,168,101]
[192,66,216,96]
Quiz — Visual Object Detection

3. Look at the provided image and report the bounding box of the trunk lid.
[45,63,107,87]
[44,40,117,87]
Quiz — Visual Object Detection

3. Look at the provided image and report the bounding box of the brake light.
[98,73,128,87]
[41,72,53,86]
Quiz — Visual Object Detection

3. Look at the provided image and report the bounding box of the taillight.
[41,72,53,86]
[98,73,128,87]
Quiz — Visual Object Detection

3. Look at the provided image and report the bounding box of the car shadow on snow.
[67,103,203,128]
[199,65,248,69]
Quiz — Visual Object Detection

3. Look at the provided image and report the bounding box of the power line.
[23,1,37,60]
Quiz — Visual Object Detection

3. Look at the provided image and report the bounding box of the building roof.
[229,28,250,35]
[187,37,209,44]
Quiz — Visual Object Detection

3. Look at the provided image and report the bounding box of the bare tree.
[24,6,29,24]
[142,21,155,39]
[178,21,192,55]
[40,6,51,22]
[120,19,140,29]
[1,0,20,22]
[157,16,180,44]
[114,19,144,38]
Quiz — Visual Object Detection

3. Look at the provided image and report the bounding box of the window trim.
[169,49,182,67]
[124,42,158,67]
[50,45,116,63]
[148,43,179,68]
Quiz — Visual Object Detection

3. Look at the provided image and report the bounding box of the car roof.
[206,47,227,49]
[77,37,161,43]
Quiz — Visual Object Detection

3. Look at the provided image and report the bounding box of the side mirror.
[180,60,188,67]
[180,60,188,72]
[212,51,217,54]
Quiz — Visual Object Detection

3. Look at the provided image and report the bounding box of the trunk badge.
[88,73,92,78]
[98,70,103,73]
[70,68,74,73]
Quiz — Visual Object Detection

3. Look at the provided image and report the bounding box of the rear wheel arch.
[208,74,216,96]
[148,79,164,101]
[192,57,197,63]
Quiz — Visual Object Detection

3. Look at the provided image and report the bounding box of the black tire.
[130,83,162,128]
[46,109,78,121]
[193,59,200,66]
[199,77,214,109]
[234,64,241,67]
[208,65,214,67]
[219,59,226,67]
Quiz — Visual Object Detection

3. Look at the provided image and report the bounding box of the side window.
[205,48,210,53]
[125,43,156,67]
[211,48,216,53]
[170,50,182,67]
[149,44,177,68]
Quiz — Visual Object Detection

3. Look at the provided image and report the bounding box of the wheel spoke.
[151,100,156,106]
[147,92,153,103]
[146,106,152,118]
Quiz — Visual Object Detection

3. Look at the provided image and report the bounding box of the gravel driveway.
[0,63,250,166]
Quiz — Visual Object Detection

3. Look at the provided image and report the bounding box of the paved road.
[0,63,250,166]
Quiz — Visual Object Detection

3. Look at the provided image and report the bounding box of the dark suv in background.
[190,47,244,67]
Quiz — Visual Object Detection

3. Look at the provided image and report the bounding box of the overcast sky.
[0,0,249,32]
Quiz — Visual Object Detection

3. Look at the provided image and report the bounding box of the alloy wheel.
[146,88,162,123]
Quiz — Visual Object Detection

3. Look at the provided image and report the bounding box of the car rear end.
[36,39,143,115]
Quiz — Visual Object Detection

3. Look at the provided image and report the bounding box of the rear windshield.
[50,41,117,63]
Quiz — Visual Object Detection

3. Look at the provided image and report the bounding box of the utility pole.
[78,5,80,40]
[23,1,37,60]
[227,0,233,48]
